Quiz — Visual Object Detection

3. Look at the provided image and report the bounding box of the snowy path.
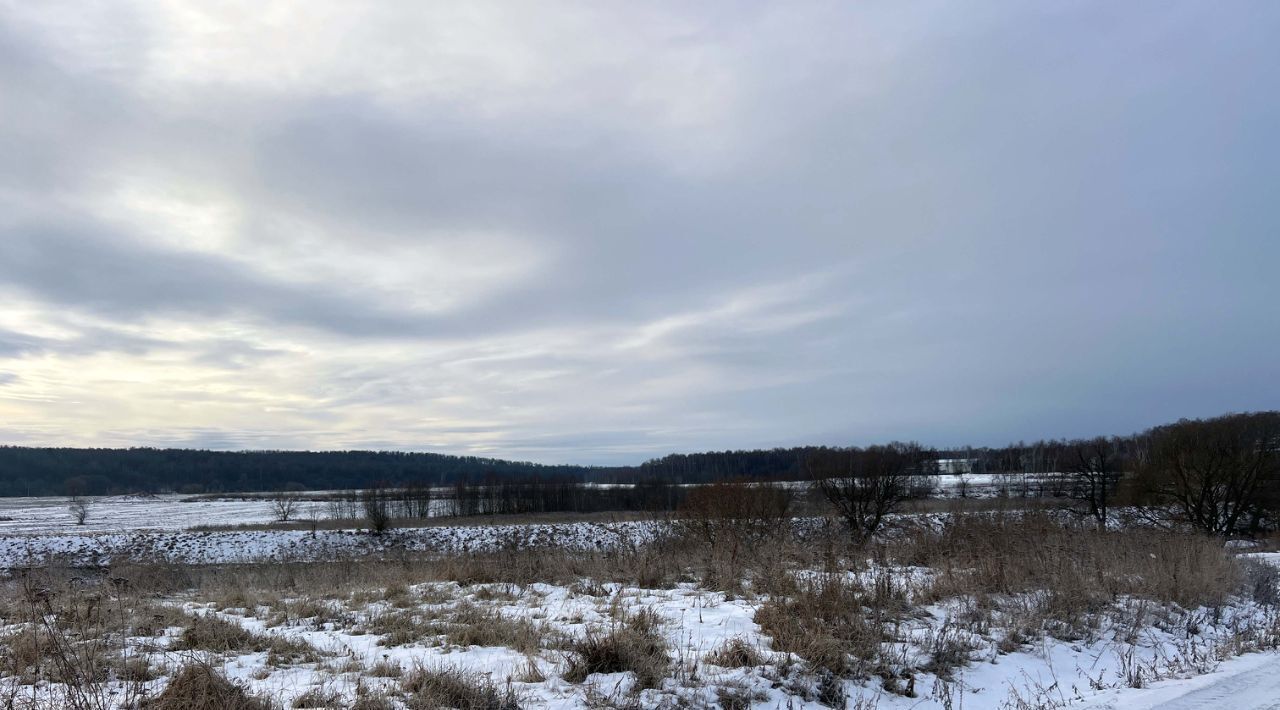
[1085,651,1280,710]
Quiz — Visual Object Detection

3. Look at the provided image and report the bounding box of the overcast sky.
[0,2,1276,463]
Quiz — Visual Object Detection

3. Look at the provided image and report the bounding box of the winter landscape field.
[4,0,1279,708]
[4,476,1280,709]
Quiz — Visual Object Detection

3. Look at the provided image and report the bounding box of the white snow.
[0,494,297,534]
[0,520,665,568]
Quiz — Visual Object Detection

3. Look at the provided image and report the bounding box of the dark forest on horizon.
[0,410,1275,497]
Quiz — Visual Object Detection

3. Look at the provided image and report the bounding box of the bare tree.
[362,485,392,535]
[806,443,935,542]
[1140,412,1280,536]
[272,495,298,523]
[68,495,90,525]
[1058,437,1123,529]
[302,505,321,536]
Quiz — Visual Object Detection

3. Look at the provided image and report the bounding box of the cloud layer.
[1,2,1277,462]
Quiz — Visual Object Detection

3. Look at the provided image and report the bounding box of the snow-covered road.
[1085,651,1280,710]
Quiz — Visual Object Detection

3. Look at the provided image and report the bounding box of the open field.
[0,495,313,535]
[1,509,1278,709]
[0,475,1046,537]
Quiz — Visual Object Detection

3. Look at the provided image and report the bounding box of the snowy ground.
[4,571,1277,709]
[1,498,1276,708]
[0,494,303,534]
[0,519,662,568]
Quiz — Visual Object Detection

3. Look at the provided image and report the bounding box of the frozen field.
[0,475,1044,537]
[0,494,305,535]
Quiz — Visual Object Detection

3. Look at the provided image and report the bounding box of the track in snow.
[1089,652,1280,710]
[1155,657,1280,710]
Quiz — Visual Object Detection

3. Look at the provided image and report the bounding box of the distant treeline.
[0,445,842,496]
[0,448,618,497]
[0,411,1275,498]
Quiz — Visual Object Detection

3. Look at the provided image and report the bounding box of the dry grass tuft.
[755,575,887,678]
[704,637,767,668]
[401,664,522,710]
[291,687,341,708]
[563,609,670,690]
[368,659,403,678]
[175,613,323,664]
[447,602,561,653]
[365,608,450,647]
[143,663,274,710]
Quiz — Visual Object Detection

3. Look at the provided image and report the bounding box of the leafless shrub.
[0,572,155,709]
[1136,412,1280,535]
[362,486,393,535]
[906,512,1239,614]
[679,481,792,550]
[1055,437,1124,528]
[68,496,91,526]
[921,623,977,680]
[1239,557,1280,606]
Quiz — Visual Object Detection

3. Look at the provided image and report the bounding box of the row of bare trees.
[1137,412,1280,535]
[254,411,1278,542]
[796,413,1279,540]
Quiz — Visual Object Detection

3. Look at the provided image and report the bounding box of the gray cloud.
[0,227,440,337]
[0,2,1276,462]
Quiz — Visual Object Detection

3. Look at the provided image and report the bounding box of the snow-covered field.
[5,562,1278,709]
[0,475,1046,536]
[0,494,303,534]
[2,494,1277,708]
[0,519,662,568]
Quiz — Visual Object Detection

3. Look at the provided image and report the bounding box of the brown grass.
[447,603,564,653]
[175,614,324,664]
[903,512,1241,615]
[563,609,670,690]
[401,664,522,710]
[704,637,767,668]
[754,575,887,678]
[143,663,274,710]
